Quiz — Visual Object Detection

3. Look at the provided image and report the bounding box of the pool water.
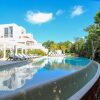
[0,57,90,98]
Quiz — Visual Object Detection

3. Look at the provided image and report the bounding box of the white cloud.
[56,9,65,16]
[71,6,84,17]
[26,11,53,24]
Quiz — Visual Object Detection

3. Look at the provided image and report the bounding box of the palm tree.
[60,45,66,54]
[50,43,58,53]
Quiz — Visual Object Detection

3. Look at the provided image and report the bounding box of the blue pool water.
[0,57,90,98]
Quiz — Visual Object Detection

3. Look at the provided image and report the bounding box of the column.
[21,48,24,54]
[25,49,27,54]
[25,42,27,54]
[15,46,17,55]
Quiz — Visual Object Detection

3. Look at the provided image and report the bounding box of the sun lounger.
[9,54,14,60]
[21,54,30,59]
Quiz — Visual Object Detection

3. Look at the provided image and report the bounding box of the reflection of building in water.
[3,73,17,89]
[0,59,48,91]
[45,58,70,70]
[0,66,37,91]
[48,57,64,64]
[45,58,82,71]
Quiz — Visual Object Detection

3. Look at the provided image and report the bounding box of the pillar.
[21,48,24,54]
[25,42,27,54]
[15,47,17,54]
[25,49,27,54]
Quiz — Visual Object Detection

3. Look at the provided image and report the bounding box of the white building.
[0,23,48,59]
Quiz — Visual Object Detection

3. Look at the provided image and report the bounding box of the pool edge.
[68,61,100,100]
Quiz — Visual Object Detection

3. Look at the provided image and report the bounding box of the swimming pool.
[0,57,99,100]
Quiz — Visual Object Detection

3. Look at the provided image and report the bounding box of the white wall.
[0,23,48,53]
[0,25,5,38]
[0,23,26,39]
[13,24,27,39]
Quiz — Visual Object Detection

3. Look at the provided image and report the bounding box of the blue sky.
[0,0,100,43]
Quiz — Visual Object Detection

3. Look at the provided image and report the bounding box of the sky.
[0,0,100,43]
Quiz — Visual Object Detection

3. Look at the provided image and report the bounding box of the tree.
[42,40,54,51]
[50,43,58,52]
[58,41,72,54]
[94,11,100,25]
[71,37,86,56]
[60,44,66,54]
[84,11,100,60]
[64,41,72,53]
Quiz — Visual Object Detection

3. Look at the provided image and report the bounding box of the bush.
[6,50,10,58]
[0,50,10,58]
[0,50,3,58]
[65,53,77,56]
[17,49,22,54]
[27,49,46,56]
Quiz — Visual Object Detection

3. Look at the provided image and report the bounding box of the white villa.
[0,23,48,59]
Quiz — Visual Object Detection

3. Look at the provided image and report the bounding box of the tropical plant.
[0,50,3,58]
[50,43,58,52]
[27,49,46,56]
[42,40,54,51]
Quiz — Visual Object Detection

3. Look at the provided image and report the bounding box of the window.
[9,26,13,37]
[21,31,24,34]
[4,27,8,38]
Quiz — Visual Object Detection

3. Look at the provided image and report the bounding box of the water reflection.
[0,60,48,91]
[0,57,90,93]
[44,57,86,71]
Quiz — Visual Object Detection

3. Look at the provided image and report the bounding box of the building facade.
[0,23,48,59]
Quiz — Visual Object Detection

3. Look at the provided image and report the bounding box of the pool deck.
[0,56,45,67]
[0,57,32,67]
[0,60,21,67]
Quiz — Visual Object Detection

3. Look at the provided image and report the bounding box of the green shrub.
[0,50,3,58]
[0,50,10,58]
[27,49,46,56]
[17,49,22,54]
[6,50,10,58]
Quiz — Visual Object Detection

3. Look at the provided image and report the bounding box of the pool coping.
[68,61,100,100]
[0,61,21,67]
